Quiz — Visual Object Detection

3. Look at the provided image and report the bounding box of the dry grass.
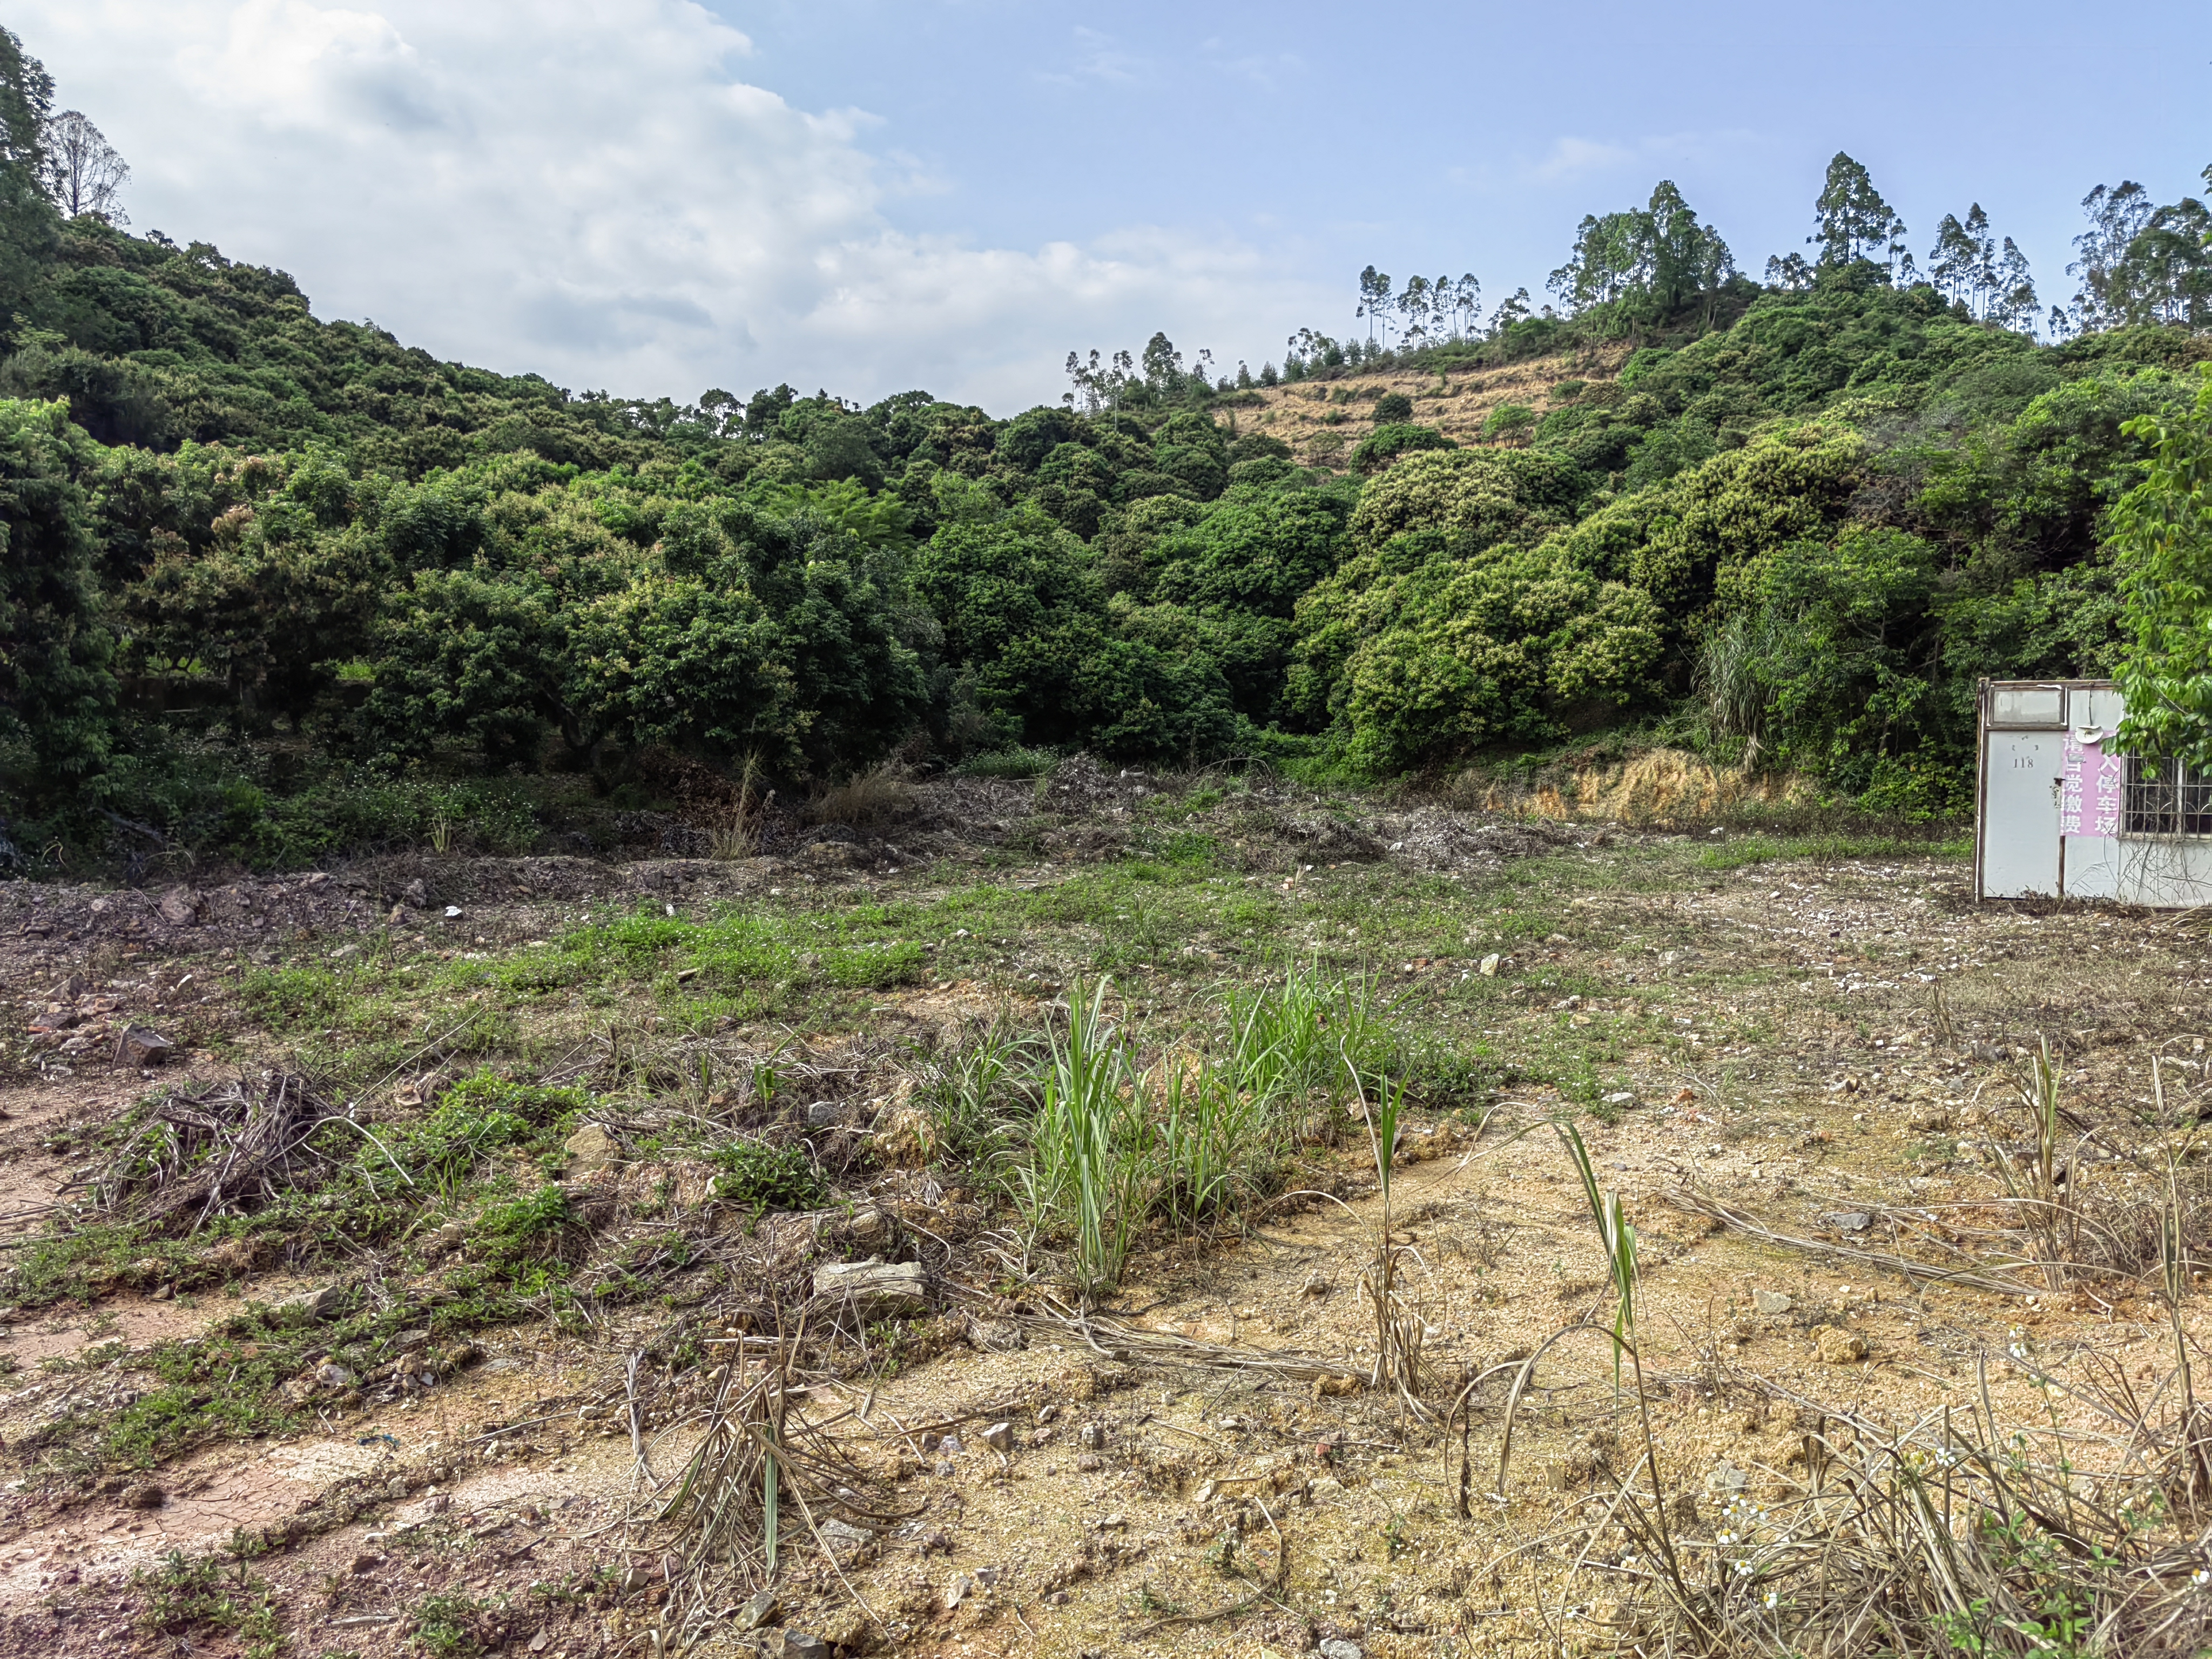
[806,763,915,831]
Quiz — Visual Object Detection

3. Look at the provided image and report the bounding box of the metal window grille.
[2124,756,2212,836]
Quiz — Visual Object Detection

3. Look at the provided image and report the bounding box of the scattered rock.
[563,1123,618,1174]
[804,1101,847,1130]
[736,1589,779,1630]
[400,879,428,907]
[315,1361,360,1391]
[981,1421,1014,1452]
[1320,1640,1365,1659]
[943,1573,974,1611]
[111,1024,176,1068]
[119,1482,165,1510]
[1752,1289,1793,1316]
[813,1518,875,1561]
[1078,1422,1107,1450]
[812,1257,928,1320]
[442,905,464,920]
[157,887,201,927]
[1820,1211,1871,1235]
[267,1285,343,1325]
[1478,953,1501,977]
[1302,1270,1332,1297]
[1816,1326,1869,1365]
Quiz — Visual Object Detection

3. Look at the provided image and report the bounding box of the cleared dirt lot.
[0,768,2203,1656]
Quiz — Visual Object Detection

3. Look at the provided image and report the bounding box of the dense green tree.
[2109,368,2212,766]
[0,399,114,801]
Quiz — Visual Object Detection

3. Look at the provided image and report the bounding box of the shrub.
[1371,392,1414,423]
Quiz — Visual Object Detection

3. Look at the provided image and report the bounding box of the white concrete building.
[1975,678,2212,906]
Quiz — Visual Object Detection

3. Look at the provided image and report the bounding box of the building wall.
[1974,681,2212,907]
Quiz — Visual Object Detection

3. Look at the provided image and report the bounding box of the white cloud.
[1525,129,1765,187]
[14,0,1327,411]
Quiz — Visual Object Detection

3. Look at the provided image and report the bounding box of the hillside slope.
[1232,346,1633,467]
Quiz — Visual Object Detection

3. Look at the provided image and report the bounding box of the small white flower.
[1764,1589,1779,1609]
[2195,1568,2210,1588]
[1735,1558,1754,1577]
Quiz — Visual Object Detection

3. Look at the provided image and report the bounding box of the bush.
[1371,392,1414,423]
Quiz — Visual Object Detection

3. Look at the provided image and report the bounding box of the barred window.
[2125,756,2212,837]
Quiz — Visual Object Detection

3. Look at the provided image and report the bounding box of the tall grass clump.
[1223,961,1387,1142]
[1016,980,1152,1297]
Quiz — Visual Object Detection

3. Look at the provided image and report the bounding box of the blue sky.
[16,0,2212,412]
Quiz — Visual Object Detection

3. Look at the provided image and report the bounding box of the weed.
[711,1138,827,1212]
[413,1590,505,1656]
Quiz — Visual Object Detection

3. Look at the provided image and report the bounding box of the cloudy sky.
[13,1,2211,414]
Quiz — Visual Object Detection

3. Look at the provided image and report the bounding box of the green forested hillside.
[4,19,2211,864]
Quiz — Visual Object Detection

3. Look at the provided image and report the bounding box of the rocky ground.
[0,766,2202,1657]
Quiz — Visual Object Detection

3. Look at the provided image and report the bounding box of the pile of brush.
[92,1071,343,1232]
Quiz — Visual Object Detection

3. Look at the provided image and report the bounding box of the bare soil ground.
[0,765,2200,1657]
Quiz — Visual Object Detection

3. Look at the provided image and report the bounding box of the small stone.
[563,1123,617,1173]
[349,1551,384,1575]
[1320,1641,1365,1659]
[274,1284,343,1323]
[1302,1270,1331,1297]
[1821,1210,1871,1234]
[390,1329,431,1352]
[813,1257,928,1320]
[442,905,463,920]
[1602,1091,1635,1105]
[736,1589,778,1629]
[943,1573,974,1610]
[981,1421,1013,1452]
[777,1634,830,1659]
[1706,1460,1748,1494]
[157,887,200,927]
[119,1482,165,1510]
[1078,1422,1106,1450]
[111,1025,176,1068]
[1816,1326,1869,1365]
[815,1518,875,1560]
[1752,1289,1793,1316]
[315,1361,359,1391]
[804,1101,846,1129]
[1478,953,1501,977]
[400,879,428,907]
